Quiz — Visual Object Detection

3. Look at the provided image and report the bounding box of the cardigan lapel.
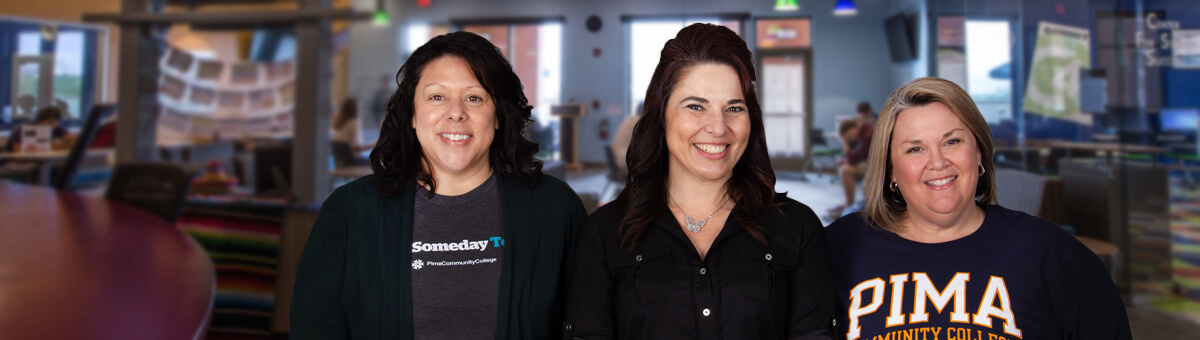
[378,180,416,339]
[495,175,533,340]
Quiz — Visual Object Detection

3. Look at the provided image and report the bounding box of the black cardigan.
[291,174,586,339]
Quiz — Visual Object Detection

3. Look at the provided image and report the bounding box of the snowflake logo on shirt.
[412,259,424,270]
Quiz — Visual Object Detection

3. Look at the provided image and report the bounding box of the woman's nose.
[446,100,466,121]
[928,148,947,169]
[703,113,727,136]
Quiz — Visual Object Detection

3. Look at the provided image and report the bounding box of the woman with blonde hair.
[826,77,1130,339]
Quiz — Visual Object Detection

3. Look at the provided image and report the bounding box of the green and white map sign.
[1024,22,1092,124]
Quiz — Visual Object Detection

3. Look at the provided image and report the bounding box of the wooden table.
[0,182,215,339]
[0,148,113,185]
[1075,235,1119,257]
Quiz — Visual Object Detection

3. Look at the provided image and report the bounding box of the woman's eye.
[727,106,746,113]
[946,138,961,146]
[467,95,483,102]
[429,94,445,101]
[686,104,705,111]
[907,146,922,154]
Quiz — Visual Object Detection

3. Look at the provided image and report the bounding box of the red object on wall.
[593,47,601,57]
[599,118,610,140]
[592,100,601,110]
[1056,3,1065,14]
[418,0,432,9]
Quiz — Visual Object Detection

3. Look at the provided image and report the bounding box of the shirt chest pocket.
[607,245,673,309]
[733,243,800,304]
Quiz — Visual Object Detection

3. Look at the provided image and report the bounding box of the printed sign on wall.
[1023,22,1092,125]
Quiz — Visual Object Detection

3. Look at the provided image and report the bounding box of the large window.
[938,17,1014,124]
[2,20,103,132]
[407,21,562,128]
[626,17,741,115]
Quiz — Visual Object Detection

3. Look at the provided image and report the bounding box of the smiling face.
[889,101,982,227]
[664,63,751,185]
[411,56,497,181]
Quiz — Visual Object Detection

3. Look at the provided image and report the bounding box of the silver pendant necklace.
[669,194,731,233]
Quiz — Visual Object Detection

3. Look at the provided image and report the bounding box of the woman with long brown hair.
[565,23,835,339]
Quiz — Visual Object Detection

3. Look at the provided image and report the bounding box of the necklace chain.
[669,194,730,233]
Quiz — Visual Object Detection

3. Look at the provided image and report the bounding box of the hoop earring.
[888,181,906,205]
[979,164,986,175]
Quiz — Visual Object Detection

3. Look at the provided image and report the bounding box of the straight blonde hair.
[862,77,997,232]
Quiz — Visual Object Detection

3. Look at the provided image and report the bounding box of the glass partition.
[950,0,1200,325]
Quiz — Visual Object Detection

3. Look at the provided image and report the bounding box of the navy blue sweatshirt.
[825,205,1131,340]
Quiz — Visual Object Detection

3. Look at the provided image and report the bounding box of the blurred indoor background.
[2,0,1199,338]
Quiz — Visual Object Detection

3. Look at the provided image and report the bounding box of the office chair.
[54,104,118,189]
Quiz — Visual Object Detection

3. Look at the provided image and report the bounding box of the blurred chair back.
[804,128,839,178]
[602,144,627,198]
[994,168,1064,224]
[105,162,193,224]
[810,127,828,148]
[330,141,357,168]
[54,103,118,189]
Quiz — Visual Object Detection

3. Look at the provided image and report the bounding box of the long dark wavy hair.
[369,31,542,196]
[617,23,777,250]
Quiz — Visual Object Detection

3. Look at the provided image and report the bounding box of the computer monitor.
[1159,108,1199,133]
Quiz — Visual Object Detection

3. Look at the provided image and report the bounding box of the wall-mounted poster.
[277,83,294,104]
[266,60,294,83]
[217,91,245,110]
[1023,21,1092,125]
[189,115,218,139]
[157,44,297,141]
[159,107,191,132]
[159,74,187,101]
[244,116,275,136]
[196,60,223,81]
[164,48,194,74]
[230,62,260,85]
[1174,29,1200,69]
[218,119,245,139]
[189,85,216,106]
[249,89,276,111]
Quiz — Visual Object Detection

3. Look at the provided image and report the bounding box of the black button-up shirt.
[566,196,835,339]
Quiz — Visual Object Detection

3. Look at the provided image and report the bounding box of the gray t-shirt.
[410,174,504,339]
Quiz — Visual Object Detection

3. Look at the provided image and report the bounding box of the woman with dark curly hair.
[565,23,835,339]
[291,31,587,339]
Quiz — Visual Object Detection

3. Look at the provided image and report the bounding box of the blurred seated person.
[611,102,642,173]
[13,94,37,119]
[0,107,76,182]
[331,97,374,165]
[4,106,76,153]
[832,101,875,217]
[332,97,376,152]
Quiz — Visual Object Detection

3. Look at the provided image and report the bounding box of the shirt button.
[765,253,773,261]
[635,255,643,262]
[699,268,707,275]
[702,308,711,316]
